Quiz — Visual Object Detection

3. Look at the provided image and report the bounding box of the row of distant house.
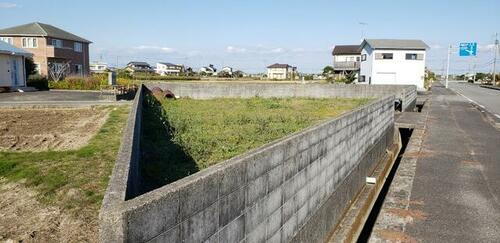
[332,39,428,90]
[0,22,428,90]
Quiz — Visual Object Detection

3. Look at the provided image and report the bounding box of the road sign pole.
[445,44,451,88]
[493,33,498,86]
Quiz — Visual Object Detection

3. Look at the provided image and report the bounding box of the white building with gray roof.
[358,39,429,90]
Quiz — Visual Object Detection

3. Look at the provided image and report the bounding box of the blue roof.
[0,41,32,57]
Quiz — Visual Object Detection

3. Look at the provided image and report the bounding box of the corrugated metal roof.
[0,22,91,43]
[0,41,32,57]
[361,39,429,50]
[332,45,361,55]
[158,62,181,67]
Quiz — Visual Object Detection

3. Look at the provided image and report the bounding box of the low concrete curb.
[480,85,500,91]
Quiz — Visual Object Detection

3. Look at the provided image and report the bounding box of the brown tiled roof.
[267,63,291,68]
[0,22,91,43]
[332,45,361,55]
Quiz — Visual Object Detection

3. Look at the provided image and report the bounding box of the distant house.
[0,22,92,77]
[221,66,233,74]
[90,61,108,73]
[199,64,216,76]
[156,62,184,76]
[332,45,360,79]
[267,63,297,80]
[359,39,428,90]
[0,41,32,88]
[125,61,154,74]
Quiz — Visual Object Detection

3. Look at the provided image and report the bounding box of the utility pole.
[493,33,498,86]
[445,44,451,88]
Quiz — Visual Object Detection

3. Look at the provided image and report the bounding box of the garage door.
[376,72,396,85]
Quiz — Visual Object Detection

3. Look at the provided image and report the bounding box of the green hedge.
[132,75,201,81]
[27,74,49,90]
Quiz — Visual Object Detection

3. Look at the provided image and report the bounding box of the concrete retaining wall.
[99,83,397,242]
[144,82,416,112]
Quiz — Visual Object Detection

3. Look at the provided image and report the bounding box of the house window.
[361,54,367,61]
[359,75,366,82]
[382,53,393,59]
[0,37,13,44]
[34,63,41,74]
[406,53,424,60]
[75,64,83,75]
[51,39,63,48]
[376,53,393,60]
[74,42,82,52]
[22,37,38,48]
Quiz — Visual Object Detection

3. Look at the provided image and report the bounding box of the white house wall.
[268,67,288,79]
[360,47,425,90]
[333,55,360,62]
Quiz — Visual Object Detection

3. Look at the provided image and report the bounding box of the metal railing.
[334,61,360,70]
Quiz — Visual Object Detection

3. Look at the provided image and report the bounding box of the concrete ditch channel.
[98,82,419,242]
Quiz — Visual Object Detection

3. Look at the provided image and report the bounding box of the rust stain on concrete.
[386,208,428,221]
[376,229,418,243]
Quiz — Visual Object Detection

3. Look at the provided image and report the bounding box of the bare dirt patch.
[0,107,109,151]
[0,179,97,242]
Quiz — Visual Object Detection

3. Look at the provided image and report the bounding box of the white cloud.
[134,45,176,53]
[292,48,305,52]
[0,2,17,8]
[269,48,285,53]
[226,46,247,53]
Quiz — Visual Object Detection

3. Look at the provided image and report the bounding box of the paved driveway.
[0,90,126,106]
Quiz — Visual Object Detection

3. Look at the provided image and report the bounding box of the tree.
[48,61,71,81]
[25,57,37,76]
[343,72,356,84]
[322,66,334,77]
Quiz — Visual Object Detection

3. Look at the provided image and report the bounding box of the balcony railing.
[334,61,360,70]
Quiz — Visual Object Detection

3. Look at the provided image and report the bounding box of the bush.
[27,74,49,90]
[49,76,106,90]
[132,74,201,81]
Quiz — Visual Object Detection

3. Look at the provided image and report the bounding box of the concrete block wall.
[99,84,396,242]
[100,85,144,241]
[144,82,416,111]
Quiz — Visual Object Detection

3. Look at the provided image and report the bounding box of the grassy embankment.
[0,106,129,217]
[141,97,371,190]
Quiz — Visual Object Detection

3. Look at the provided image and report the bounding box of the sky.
[1,0,499,74]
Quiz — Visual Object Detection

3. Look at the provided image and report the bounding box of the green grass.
[140,96,371,190]
[0,106,130,216]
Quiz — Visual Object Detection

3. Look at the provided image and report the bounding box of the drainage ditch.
[356,127,414,242]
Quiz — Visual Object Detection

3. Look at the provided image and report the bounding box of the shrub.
[27,74,49,90]
[49,76,106,90]
[132,74,201,81]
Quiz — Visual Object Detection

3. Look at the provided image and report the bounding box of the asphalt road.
[408,84,500,242]
[448,82,500,118]
[370,83,500,242]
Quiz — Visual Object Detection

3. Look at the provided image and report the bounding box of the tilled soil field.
[0,107,109,151]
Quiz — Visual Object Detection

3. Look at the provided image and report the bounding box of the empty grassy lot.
[0,105,129,242]
[141,96,371,190]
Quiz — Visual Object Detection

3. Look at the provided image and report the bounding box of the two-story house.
[90,61,108,74]
[125,61,154,74]
[156,62,184,76]
[199,64,217,76]
[359,39,428,91]
[267,63,297,80]
[0,22,91,77]
[332,45,360,79]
